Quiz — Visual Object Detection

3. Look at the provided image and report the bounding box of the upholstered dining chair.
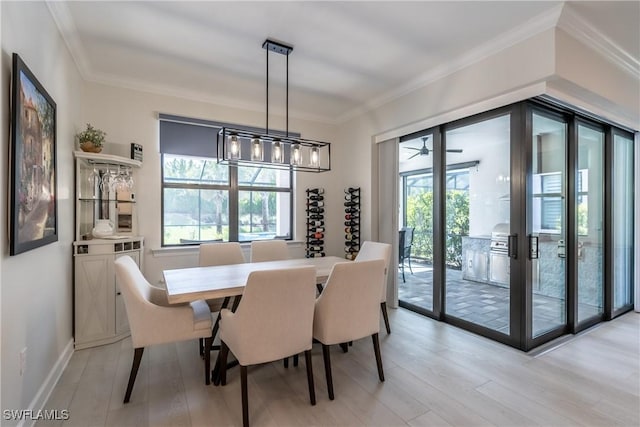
[355,241,393,334]
[313,259,386,400]
[198,242,246,355]
[217,266,317,427]
[250,239,289,262]
[114,256,213,403]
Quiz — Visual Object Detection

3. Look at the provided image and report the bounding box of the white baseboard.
[18,338,74,427]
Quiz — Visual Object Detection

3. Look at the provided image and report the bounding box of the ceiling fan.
[406,136,463,159]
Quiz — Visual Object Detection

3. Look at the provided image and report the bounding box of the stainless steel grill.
[489,223,510,285]
[490,223,510,254]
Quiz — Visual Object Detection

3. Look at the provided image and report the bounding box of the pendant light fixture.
[217,39,331,172]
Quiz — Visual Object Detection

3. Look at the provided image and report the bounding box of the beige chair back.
[355,241,392,302]
[250,240,289,262]
[313,259,386,345]
[199,242,245,266]
[115,256,212,348]
[220,266,316,366]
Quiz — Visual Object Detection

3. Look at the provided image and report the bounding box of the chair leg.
[293,354,299,367]
[316,283,324,294]
[199,338,204,357]
[219,340,230,386]
[241,365,249,427]
[381,302,391,334]
[304,350,316,405]
[284,357,289,368]
[401,261,405,283]
[204,336,212,385]
[372,333,384,382]
[408,252,413,274]
[124,347,144,403]
[231,295,242,312]
[339,342,349,353]
[321,344,334,400]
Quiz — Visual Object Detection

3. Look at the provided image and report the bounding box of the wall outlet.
[20,347,27,376]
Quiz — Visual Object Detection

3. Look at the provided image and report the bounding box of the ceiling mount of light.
[217,39,331,172]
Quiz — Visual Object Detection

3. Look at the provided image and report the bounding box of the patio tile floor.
[398,260,601,337]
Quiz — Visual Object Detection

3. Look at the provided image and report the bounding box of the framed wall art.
[10,53,58,255]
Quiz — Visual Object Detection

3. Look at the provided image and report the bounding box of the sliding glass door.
[444,114,511,335]
[395,98,634,351]
[576,122,605,324]
[398,132,435,314]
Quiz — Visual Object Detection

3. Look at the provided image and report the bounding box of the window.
[160,116,294,246]
[533,170,588,234]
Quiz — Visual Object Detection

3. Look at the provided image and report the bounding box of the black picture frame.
[10,53,58,255]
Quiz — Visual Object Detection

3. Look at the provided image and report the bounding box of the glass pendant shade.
[272,140,283,163]
[291,143,303,166]
[228,134,241,160]
[310,147,320,167]
[251,137,264,161]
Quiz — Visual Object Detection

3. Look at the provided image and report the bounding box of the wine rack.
[306,188,325,258]
[344,187,360,260]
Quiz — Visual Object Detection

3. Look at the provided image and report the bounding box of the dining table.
[163,255,346,304]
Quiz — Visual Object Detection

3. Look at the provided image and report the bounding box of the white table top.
[163,256,346,304]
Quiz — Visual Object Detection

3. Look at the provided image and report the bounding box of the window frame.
[161,153,294,246]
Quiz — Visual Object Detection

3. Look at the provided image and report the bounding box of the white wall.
[80,83,342,285]
[1,2,82,422]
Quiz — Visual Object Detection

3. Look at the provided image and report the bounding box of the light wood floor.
[38,309,639,426]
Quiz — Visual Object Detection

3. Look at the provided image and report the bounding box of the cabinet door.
[114,251,140,335]
[75,255,115,344]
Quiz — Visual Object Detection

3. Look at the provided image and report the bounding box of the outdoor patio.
[397,259,600,336]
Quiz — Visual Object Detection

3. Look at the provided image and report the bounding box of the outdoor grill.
[489,223,510,285]
[490,223,510,255]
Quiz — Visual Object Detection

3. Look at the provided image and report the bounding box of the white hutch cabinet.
[73,151,143,349]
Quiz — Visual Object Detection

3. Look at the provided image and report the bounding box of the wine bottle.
[344,201,358,207]
[344,187,358,193]
[311,220,324,227]
[345,246,359,253]
[309,195,324,201]
[314,227,324,233]
[345,207,358,214]
[309,214,322,220]
[308,188,325,194]
[308,207,324,214]
[308,252,326,258]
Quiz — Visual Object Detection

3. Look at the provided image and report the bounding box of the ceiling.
[49,1,639,124]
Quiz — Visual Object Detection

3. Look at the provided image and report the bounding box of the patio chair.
[399,227,414,282]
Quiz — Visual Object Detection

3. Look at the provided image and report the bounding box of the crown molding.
[46,1,92,80]
[557,3,639,78]
[337,3,564,124]
[87,70,335,125]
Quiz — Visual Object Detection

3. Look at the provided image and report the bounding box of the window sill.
[151,240,305,258]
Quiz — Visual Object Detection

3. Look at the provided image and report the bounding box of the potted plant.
[77,123,106,153]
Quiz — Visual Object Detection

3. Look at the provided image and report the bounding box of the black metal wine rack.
[344,187,360,260]
[306,188,325,258]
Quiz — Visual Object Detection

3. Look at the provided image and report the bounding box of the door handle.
[529,235,539,260]
[508,234,517,259]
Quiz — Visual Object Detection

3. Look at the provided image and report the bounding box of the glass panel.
[577,124,604,323]
[238,191,291,241]
[445,114,511,334]
[163,154,229,185]
[613,133,634,310]
[398,134,434,312]
[163,188,229,244]
[238,165,291,188]
[531,112,567,337]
